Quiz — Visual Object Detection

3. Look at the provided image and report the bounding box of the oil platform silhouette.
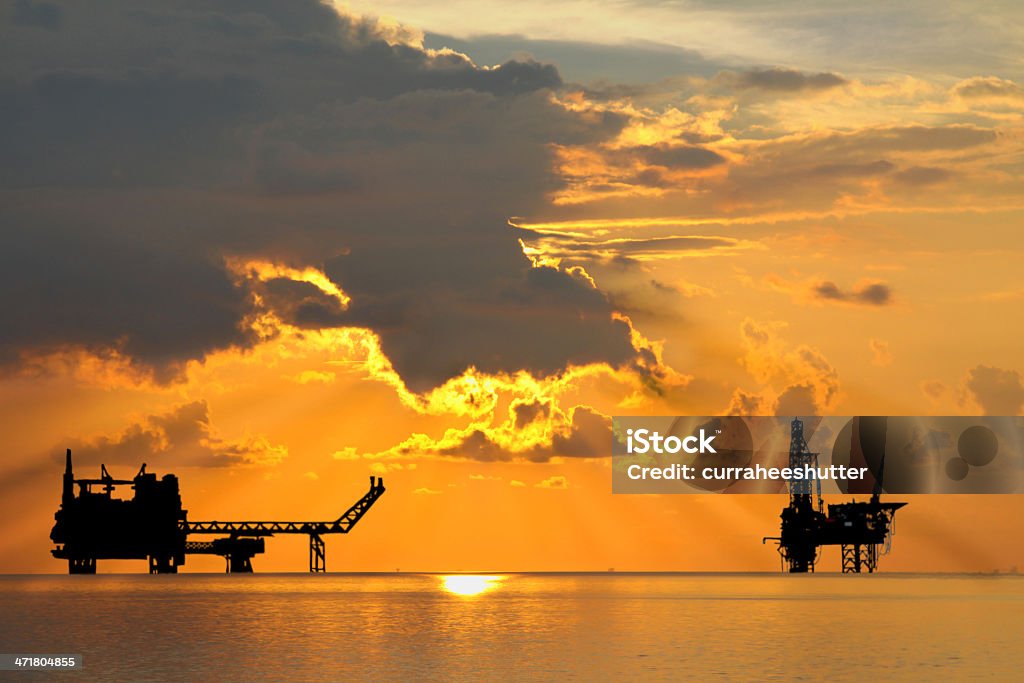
[50,450,385,574]
[763,418,906,573]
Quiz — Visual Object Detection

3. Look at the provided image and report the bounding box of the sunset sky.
[2,0,1024,573]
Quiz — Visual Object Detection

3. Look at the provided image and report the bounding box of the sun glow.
[440,574,506,597]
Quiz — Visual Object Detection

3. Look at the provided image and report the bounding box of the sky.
[1,0,1024,573]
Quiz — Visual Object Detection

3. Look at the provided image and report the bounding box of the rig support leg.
[149,554,178,574]
[865,544,878,573]
[227,553,254,573]
[69,557,96,574]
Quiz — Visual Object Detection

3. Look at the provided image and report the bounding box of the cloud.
[433,405,611,462]
[641,145,727,169]
[921,380,948,400]
[812,281,893,306]
[0,225,257,381]
[964,365,1024,415]
[535,475,569,489]
[774,384,819,416]
[548,406,613,457]
[765,274,894,307]
[543,105,1009,218]
[775,125,997,157]
[717,67,848,93]
[952,76,1024,101]
[869,339,893,367]
[715,124,999,211]
[370,462,414,474]
[517,230,754,265]
[0,0,654,394]
[892,166,953,186]
[363,395,617,463]
[412,487,442,495]
[725,388,767,415]
[737,318,841,414]
[509,479,526,487]
[11,0,61,29]
[291,370,336,384]
[332,446,361,461]
[513,400,551,429]
[63,401,288,469]
[424,32,719,85]
[810,160,894,179]
[337,260,637,392]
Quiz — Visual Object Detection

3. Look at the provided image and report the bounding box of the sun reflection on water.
[440,574,506,597]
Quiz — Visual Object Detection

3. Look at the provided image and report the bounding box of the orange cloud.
[227,258,351,308]
[65,400,288,469]
[763,273,894,307]
[535,475,569,489]
[733,317,842,415]
[870,339,893,367]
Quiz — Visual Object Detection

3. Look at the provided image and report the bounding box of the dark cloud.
[0,219,254,377]
[549,406,612,457]
[556,235,737,254]
[749,127,997,177]
[720,67,848,92]
[850,283,892,306]
[257,279,347,328]
[438,429,505,461]
[62,401,287,469]
[893,166,953,186]
[650,279,679,294]
[725,388,766,416]
[922,379,948,399]
[339,264,635,389]
[424,32,719,84]
[774,384,819,416]
[718,124,995,210]
[515,230,742,266]
[952,76,1024,101]
[11,0,61,30]
[812,281,893,306]
[512,400,552,429]
[965,365,1024,415]
[0,0,647,391]
[642,145,727,169]
[250,145,359,196]
[811,159,893,179]
[819,125,996,153]
[1,70,263,188]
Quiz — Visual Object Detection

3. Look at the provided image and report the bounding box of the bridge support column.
[310,534,325,573]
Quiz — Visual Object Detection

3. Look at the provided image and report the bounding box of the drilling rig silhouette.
[50,450,385,574]
[763,418,906,573]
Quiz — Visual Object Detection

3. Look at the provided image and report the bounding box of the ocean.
[1,573,1021,681]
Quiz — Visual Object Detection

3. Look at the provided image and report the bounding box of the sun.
[440,574,506,597]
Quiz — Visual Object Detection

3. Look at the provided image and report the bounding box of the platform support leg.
[149,555,178,574]
[310,534,326,573]
[69,557,96,574]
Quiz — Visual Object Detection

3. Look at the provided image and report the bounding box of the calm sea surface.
[1,573,1021,681]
